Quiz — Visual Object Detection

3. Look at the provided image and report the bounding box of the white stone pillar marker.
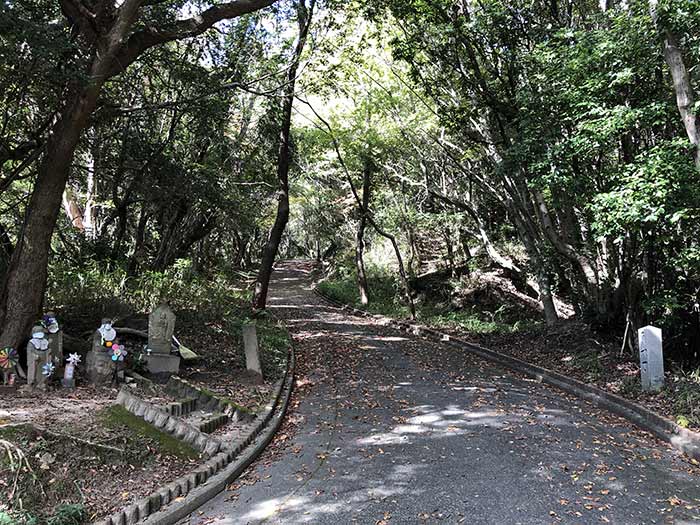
[242,323,263,382]
[638,325,664,391]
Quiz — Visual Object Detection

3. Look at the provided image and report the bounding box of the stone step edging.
[312,287,700,462]
[165,376,255,423]
[116,388,223,457]
[94,347,294,525]
[163,397,198,417]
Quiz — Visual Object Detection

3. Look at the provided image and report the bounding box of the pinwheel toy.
[0,347,18,370]
[42,362,55,377]
[110,344,127,362]
[67,353,81,366]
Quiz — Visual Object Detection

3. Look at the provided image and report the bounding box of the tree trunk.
[0,90,97,349]
[356,215,370,305]
[380,228,416,320]
[536,270,559,327]
[252,0,315,311]
[650,0,700,172]
[458,227,472,272]
[127,207,149,277]
[444,226,456,276]
[355,163,371,306]
[358,160,416,319]
[0,0,146,349]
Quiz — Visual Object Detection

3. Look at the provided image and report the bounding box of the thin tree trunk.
[252,0,315,311]
[650,0,700,172]
[355,162,371,305]
[357,159,416,319]
[376,224,416,319]
[444,226,456,276]
[458,227,472,273]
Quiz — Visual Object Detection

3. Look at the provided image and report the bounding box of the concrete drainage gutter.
[94,348,295,525]
[313,287,700,462]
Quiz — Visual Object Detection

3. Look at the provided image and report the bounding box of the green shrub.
[674,383,700,428]
[47,505,87,525]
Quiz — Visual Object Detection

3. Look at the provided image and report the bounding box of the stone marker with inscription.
[638,325,664,391]
[242,323,263,383]
[146,304,180,374]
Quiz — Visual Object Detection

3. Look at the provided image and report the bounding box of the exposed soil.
[1,314,287,523]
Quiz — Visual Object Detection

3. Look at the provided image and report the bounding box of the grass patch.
[318,272,535,335]
[673,380,700,428]
[574,350,603,381]
[98,405,199,460]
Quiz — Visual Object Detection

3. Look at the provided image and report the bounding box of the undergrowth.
[318,270,536,334]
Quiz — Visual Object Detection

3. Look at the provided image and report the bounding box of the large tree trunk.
[0,90,97,349]
[252,0,314,311]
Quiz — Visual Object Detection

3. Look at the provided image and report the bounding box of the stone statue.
[146,304,180,374]
[148,304,175,354]
[86,319,117,385]
[26,325,51,390]
[43,312,63,376]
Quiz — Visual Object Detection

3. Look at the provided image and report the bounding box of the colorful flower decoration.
[110,344,127,362]
[42,362,55,377]
[66,353,81,366]
[0,347,18,369]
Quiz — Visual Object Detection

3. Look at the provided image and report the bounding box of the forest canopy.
[1,0,700,361]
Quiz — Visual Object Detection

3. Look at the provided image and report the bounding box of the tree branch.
[108,0,279,77]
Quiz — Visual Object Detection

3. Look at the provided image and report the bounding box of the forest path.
[185,261,700,524]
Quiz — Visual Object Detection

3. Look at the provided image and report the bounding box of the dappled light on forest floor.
[189,264,700,525]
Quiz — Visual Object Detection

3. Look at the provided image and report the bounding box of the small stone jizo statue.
[86,319,118,385]
[26,325,52,390]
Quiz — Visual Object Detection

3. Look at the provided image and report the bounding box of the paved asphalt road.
[185,262,700,524]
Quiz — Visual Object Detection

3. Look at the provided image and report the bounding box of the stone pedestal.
[242,323,263,383]
[145,353,181,374]
[26,326,51,390]
[62,362,76,389]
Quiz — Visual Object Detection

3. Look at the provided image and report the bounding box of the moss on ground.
[98,405,199,459]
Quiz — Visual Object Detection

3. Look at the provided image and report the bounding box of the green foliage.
[46,505,87,525]
[46,259,250,329]
[674,384,700,429]
[319,268,535,334]
[574,350,604,381]
[619,376,641,398]
[0,511,38,525]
